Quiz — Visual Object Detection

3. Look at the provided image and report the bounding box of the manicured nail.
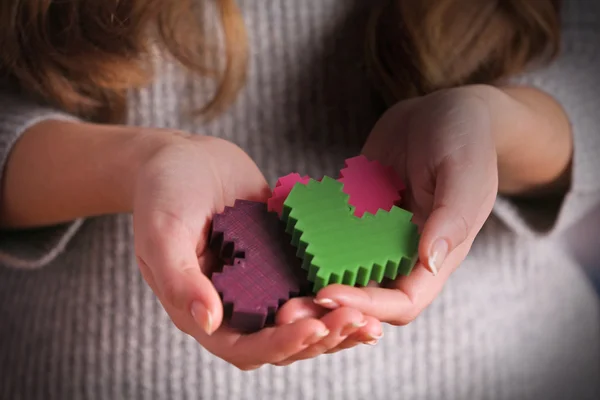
[191,301,213,335]
[341,320,367,336]
[362,332,384,344]
[353,319,368,328]
[313,298,339,308]
[428,239,449,276]
[304,329,330,346]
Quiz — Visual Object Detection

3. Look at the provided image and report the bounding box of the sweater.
[1,1,599,399]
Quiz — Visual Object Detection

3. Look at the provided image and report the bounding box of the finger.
[346,315,383,344]
[317,283,415,325]
[326,316,383,354]
[420,140,497,276]
[278,298,371,340]
[276,297,327,325]
[210,318,329,366]
[135,210,223,335]
[324,339,362,355]
[315,261,452,325]
[274,307,366,364]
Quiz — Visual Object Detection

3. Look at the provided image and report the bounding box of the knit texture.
[1,1,599,399]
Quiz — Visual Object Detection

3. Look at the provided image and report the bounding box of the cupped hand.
[312,86,499,326]
[131,133,379,369]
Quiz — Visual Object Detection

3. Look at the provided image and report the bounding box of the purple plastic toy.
[210,200,305,333]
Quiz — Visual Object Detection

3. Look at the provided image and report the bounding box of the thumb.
[135,211,223,335]
[419,158,497,275]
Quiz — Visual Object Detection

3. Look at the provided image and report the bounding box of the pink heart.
[268,155,405,218]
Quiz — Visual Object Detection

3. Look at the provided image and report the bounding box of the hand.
[131,132,380,369]
[311,86,499,327]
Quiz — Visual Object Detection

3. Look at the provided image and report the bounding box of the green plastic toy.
[281,176,420,292]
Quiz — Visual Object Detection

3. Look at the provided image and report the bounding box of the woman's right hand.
[132,132,381,370]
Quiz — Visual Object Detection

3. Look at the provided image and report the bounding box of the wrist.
[0,120,183,228]
[462,84,573,196]
[110,127,185,213]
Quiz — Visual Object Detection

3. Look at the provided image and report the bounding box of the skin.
[0,84,572,368]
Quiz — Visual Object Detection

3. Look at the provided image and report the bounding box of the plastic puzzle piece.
[282,177,419,293]
[210,200,305,332]
[268,173,311,217]
[269,156,405,218]
[338,155,405,217]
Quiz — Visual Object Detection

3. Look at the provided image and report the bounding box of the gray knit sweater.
[1,1,599,399]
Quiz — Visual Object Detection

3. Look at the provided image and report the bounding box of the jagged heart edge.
[281,191,419,294]
[268,173,311,217]
[208,203,303,329]
[211,260,301,315]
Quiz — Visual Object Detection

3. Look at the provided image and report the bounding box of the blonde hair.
[366,0,561,105]
[0,0,561,123]
[0,0,247,123]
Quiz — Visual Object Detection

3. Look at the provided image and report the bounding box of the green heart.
[282,176,420,292]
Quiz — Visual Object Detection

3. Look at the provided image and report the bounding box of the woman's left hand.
[307,86,499,347]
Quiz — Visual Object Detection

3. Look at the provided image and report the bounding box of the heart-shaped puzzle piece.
[282,177,419,292]
[338,155,405,217]
[268,155,405,218]
[268,173,311,217]
[210,200,305,332]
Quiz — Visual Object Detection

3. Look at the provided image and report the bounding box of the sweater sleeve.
[492,1,600,238]
[0,89,84,269]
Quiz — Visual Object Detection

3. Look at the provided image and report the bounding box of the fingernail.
[341,320,367,336]
[363,331,384,343]
[304,329,330,346]
[313,298,339,308]
[353,319,368,328]
[191,301,213,335]
[428,239,449,276]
